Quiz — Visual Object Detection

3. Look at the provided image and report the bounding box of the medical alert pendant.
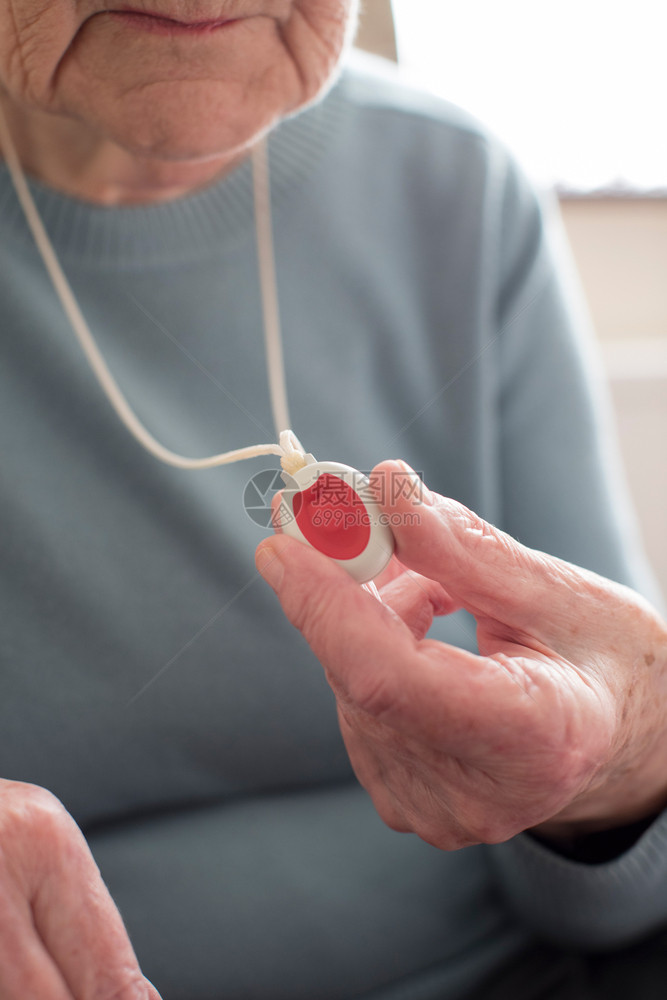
[277,461,395,583]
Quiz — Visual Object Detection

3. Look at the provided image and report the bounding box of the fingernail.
[255,544,285,589]
[393,460,435,506]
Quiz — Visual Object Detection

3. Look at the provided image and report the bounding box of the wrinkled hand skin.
[0,779,161,999]
[256,461,667,851]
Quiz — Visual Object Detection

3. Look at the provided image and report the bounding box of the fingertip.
[255,533,352,591]
[374,458,410,473]
[255,538,286,589]
[369,459,435,512]
[255,532,295,559]
[430,584,461,617]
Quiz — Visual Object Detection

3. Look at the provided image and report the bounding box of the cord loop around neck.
[0,103,312,475]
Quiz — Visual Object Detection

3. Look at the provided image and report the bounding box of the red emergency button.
[292,473,371,560]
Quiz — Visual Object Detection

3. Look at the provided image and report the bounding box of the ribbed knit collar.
[0,78,345,270]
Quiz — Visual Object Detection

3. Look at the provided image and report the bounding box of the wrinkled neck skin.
[0,90,250,205]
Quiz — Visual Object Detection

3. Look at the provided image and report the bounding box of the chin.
[109,114,269,164]
[76,77,301,163]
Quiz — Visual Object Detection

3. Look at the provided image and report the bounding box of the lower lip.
[108,11,239,35]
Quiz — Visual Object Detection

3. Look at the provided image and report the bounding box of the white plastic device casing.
[277,461,394,583]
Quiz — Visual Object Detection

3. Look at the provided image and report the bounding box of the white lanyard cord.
[0,106,308,475]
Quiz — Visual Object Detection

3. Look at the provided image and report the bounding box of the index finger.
[369,461,626,647]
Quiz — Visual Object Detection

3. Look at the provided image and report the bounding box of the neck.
[0,96,246,205]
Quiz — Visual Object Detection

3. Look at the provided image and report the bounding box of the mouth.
[106,8,241,34]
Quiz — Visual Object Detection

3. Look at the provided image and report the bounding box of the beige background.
[561,200,667,599]
[356,1,667,598]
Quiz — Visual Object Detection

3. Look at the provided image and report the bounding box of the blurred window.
[392,0,666,193]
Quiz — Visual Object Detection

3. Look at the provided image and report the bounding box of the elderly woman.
[2,2,667,999]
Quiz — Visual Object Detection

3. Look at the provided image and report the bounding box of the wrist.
[529,813,660,863]
[532,736,667,845]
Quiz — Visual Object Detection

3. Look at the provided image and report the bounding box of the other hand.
[0,779,161,999]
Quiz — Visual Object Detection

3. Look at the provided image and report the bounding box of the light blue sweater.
[1,55,666,999]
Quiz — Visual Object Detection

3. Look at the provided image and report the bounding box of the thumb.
[254,531,491,741]
[372,461,607,644]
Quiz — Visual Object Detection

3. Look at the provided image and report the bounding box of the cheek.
[281,0,359,99]
[0,2,80,103]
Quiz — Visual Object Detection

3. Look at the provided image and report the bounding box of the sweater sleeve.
[487,811,667,949]
[493,154,661,603]
[485,153,666,947]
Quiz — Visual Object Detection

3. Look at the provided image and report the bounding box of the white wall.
[561,199,667,599]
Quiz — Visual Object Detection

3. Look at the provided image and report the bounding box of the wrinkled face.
[0,1,358,159]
